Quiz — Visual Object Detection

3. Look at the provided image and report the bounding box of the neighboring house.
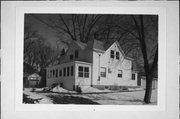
[139,76,158,89]
[46,39,138,90]
[24,73,41,88]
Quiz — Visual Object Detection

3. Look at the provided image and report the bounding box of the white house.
[46,39,138,90]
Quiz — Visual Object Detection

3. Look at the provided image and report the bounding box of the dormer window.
[110,50,114,58]
[75,50,78,58]
[116,52,119,60]
[70,54,73,60]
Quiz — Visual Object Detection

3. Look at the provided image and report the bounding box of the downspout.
[98,54,101,83]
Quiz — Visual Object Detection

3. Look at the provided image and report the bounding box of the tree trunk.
[39,68,46,87]
[144,74,153,103]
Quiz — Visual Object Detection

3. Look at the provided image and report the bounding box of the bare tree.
[96,15,158,103]
[31,14,103,44]
[24,25,60,86]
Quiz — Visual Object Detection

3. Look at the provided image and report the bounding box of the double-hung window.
[132,73,136,80]
[110,50,115,58]
[116,52,119,60]
[59,69,62,77]
[117,70,122,78]
[67,67,70,76]
[71,66,74,76]
[100,67,106,77]
[78,66,83,77]
[78,66,89,78]
[63,67,66,77]
[84,67,89,78]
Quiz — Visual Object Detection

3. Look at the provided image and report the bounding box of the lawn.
[23,87,157,105]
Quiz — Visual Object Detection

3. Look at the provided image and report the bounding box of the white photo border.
[2,1,179,119]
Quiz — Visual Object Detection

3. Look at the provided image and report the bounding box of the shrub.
[76,86,82,93]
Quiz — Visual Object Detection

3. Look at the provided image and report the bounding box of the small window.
[75,50,79,58]
[84,67,89,78]
[56,69,58,77]
[100,67,106,77]
[132,73,136,80]
[71,66,74,76]
[110,50,114,58]
[116,52,119,60]
[59,69,62,77]
[63,67,66,77]
[67,67,70,76]
[117,70,122,78]
[70,54,73,60]
[78,66,83,77]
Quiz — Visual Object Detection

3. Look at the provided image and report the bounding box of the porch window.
[67,67,70,76]
[56,69,58,77]
[63,67,66,77]
[116,52,119,60]
[78,66,83,77]
[84,67,89,78]
[100,67,106,77]
[132,73,136,80]
[110,50,114,58]
[53,70,55,78]
[50,70,52,78]
[59,69,62,77]
[75,50,79,58]
[117,70,122,78]
[71,66,74,76]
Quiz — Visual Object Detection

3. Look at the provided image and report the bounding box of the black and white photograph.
[23,14,158,105]
[1,1,179,119]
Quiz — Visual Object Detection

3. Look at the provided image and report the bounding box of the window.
[63,67,66,77]
[117,70,122,78]
[50,70,52,78]
[71,66,74,76]
[84,67,89,78]
[110,50,114,58]
[78,66,89,78]
[78,66,83,77]
[67,67,70,76]
[132,73,136,80]
[100,67,106,77]
[116,52,119,60]
[56,69,58,77]
[59,69,62,77]
[70,54,73,60]
[53,70,55,77]
[75,50,79,58]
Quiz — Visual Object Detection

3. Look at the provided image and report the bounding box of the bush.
[51,83,59,89]
[76,86,82,93]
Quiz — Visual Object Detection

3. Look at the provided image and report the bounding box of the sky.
[25,14,64,49]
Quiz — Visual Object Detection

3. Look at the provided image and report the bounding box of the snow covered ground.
[23,87,157,105]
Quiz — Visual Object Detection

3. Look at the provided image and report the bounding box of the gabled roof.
[73,40,87,50]
[92,40,133,60]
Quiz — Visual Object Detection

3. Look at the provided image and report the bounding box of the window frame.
[67,67,70,76]
[71,66,74,76]
[59,69,62,77]
[110,50,115,58]
[117,70,123,78]
[116,52,120,60]
[100,67,106,77]
[132,73,136,80]
[78,66,89,78]
[63,67,66,77]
